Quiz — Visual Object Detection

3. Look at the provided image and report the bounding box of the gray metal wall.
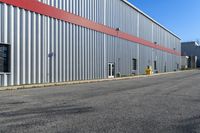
[0,0,181,86]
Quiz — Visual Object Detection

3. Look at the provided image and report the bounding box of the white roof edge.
[122,0,181,40]
[195,42,200,46]
[182,41,200,46]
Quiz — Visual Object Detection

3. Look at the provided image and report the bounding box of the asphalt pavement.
[1,70,200,133]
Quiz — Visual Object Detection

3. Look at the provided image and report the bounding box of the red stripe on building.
[0,0,181,56]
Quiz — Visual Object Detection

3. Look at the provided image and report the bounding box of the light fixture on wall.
[116,28,120,31]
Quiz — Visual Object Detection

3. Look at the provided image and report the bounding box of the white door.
[108,63,115,78]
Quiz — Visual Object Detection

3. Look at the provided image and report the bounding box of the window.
[154,61,157,70]
[132,58,137,70]
[164,62,167,72]
[0,44,10,72]
[177,63,179,70]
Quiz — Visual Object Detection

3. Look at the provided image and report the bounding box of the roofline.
[182,41,197,43]
[181,41,200,46]
[122,0,181,40]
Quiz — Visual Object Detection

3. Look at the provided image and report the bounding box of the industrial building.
[182,41,200,69]
[0,0,181,87]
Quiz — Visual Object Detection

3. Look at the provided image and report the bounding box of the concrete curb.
[0,70,195,91]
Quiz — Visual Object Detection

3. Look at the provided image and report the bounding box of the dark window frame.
[108,62,115,77]
[177,63,179,70]
[0,43,11,73]
[154,60,157,70]
[132,58,137,70]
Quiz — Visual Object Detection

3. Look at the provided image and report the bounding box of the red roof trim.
[0,0,181,56]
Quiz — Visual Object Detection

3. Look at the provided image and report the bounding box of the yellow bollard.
[145,66,153,75]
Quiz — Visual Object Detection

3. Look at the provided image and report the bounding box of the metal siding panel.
[89,29,92,79]
[55,19,58,82]
[66,23,69,81]
[3,4,7,43]
[50,18,54,83]
[21,9,26,84]
[14,8,20,85]
[0,1,181,86]
[26,11,31,84]
[3,4,9,86]
[78,26,80,80]
[69,24,72,81]
[59,20,62,82]
[31,13,36,83]
[37,14,41,84]
[46,17,50,83]
[75,25,78,80]
[72,24,75,80]
[82,28,85,80]
[84,27,88,80]
[62,21,66,81]
[8,5,13,85]
[0,4,1,42]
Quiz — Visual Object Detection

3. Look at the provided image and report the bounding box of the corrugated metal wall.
[0,0,181,87]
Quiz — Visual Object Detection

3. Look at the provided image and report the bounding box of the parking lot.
[0,70,200,133]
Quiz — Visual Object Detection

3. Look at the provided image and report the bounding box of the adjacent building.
[0,0,181,86]
[182,41,200,69]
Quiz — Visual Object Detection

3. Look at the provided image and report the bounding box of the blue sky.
[128,0,200,42]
